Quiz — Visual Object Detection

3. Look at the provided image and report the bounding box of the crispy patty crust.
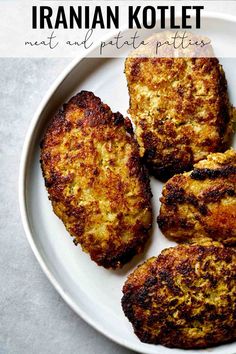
[157,149,236,245]
[40,91,152,269]
[122,241,236,349]
[125,57,233,180]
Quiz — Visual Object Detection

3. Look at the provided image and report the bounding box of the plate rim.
[19,12,236,354]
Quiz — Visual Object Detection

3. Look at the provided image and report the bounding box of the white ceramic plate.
[19,14,236,354]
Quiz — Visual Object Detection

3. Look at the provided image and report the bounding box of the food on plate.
[157,149,236,246]
[125,56,234,180]
[122,241,236,348]
[40,91,152,269]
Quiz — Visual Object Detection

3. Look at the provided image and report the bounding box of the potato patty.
[157,149,236,245]
[125,57,233,180]
[40,91,152,269]
[122,241,236,348]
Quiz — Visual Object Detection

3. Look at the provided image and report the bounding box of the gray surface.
[0,58,134,354]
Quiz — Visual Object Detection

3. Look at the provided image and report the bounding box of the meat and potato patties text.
[122,241,236,349]
[125,57,233,180]
[40,91,152,269]
[157,149,236,246]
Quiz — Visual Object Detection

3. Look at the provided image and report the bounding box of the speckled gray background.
[0,3,235,354]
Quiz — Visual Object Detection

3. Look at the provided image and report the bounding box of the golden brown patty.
[122,241,236,349]
[157,149,236,245]
[125,57,233,180]
[40,91,152,269]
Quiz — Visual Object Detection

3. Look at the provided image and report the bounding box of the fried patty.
[122,241,236,349]
[157,149,236,246]
[125,57,233,180]
[40,91,152,269]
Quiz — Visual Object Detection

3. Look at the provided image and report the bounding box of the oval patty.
[125,57,233,180]
[40,91,152,269]
[157,149,236,246]
[122,241,236,349]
